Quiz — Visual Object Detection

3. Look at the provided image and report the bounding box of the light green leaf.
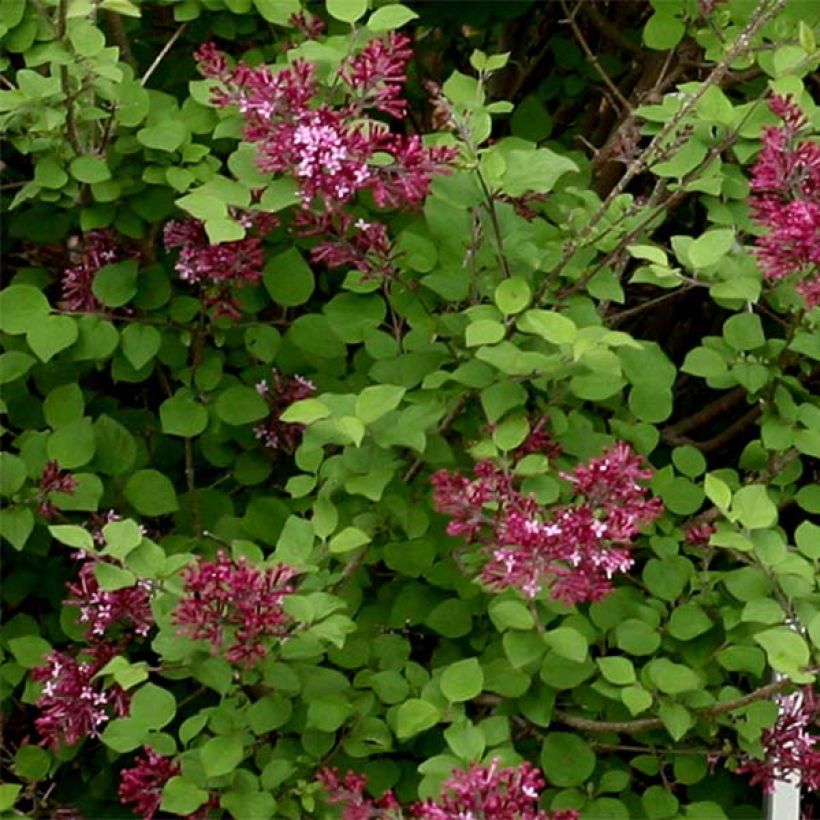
[367,3,418,31]
[440,658,483,702]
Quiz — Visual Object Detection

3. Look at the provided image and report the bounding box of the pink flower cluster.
[163,212,277,319]
[119,746,217,820]
[432,443,663,604]
[736,686,820,794]
[65,559,154,640]
[193,36,455,277]
[32,643,129,749]
[253,370,316,452]
[60,229,123,312]
[36,459,78,520]
[749,95,820,308]
[316,768,401,819]
[171,551,298,666]
[318,761,580,820]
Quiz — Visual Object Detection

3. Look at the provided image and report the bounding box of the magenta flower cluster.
[163,211,277,318]
[736,685,820,794]
[254,369,316,452]
[118,746,217,820]
[31,643,129,749]
[65,559,154,640]
[171,551,299,666]
[432,442,663,604]
[36,459,78,520]
[749,95,820,308]
[194,35,456,276]
[60,229,123,312]
[318,760,580,820]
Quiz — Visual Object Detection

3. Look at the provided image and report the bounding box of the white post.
[763,675,802,820]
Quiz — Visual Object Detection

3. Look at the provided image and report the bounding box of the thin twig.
[560,0,632,113]
[141,23,188,87]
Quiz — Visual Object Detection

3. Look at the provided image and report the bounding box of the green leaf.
[541,733,596,787]
[622,685,653,715]
[494,277,531,315]
[120,324,161,370]
[101,519,143,560]
[92,260,139,308]
[466,319,505,347]
[94,562,137,591]
[795,521,820,560]
[244,325,281,363]
[659,704,693,742]
[279,398,330,425]
[160,777,209,816]
[440,658,484,702]
[615,619,661,656]
[367,3,418,31]
[355,385,406,424]
[47,417,95,468]
[681,347,727,378]
[326,0,367,23]
[0,784,21,812]
[395,698,440,739]
[488,599,534,631]
[704,473,731,510]
[688,229,734,269]
[0,506,34,551]
[14,745,50,781]
[644,11,684,49]
[160,390,209,437]
[723,313,765,351]
[647,659,701,694]
[215,385,269,426]
[94,415,137,475]
[26,315,78,362]
[258,177,300,210]
[518,309,577,344]
[329,526,370,554]
[731,485,777,529]
[130,683,176,730]
[70,155,111,183]
[0,351,35,384]
[49,524,94,550]
[753,627,809,674]
[0,285,50,335]
[0,453,26,496]
[263,247,315,307]
[597,656,636,685]
[96,656,149,689]
[137,121,187,152]
[501,148,577,196]
[8,635,51,668]
[246,693,292,733]
[643,557,690,601]
[200,734,244,777]
[671,445,707,478]
[124,469,179,516]
[544,627,588,663]
[668,604,713,640]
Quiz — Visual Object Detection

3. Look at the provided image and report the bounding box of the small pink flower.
[432,444,663,604]
[37,460,78,520]
[253,370,315,453]
[316,767,401,820]
[171,551,298,666]
[32,643,129,749]
[65,560,154,641]
[118,747,180,820]
[60,230,123,312]
[685,523,715,546]
[736,686,820,793]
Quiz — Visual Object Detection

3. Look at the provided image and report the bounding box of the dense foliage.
[1,0,819,817]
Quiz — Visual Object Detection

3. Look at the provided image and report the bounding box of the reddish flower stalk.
[736,686,820,793]
[253,370,315,453]
[65,560,154,641]
[37,459,78,520]
[60,230,123,312]
[431,443,663,604]
[171,551,299,666]
[749,95,820,308]
[32,643,129,749]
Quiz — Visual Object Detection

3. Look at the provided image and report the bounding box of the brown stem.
[476,169,512,280]
[554,677,801,735]
[663,387,747,437]
[666,405,762,453]
[184,438,202,537]
[105,11,137,69]
[560,0,632,113]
